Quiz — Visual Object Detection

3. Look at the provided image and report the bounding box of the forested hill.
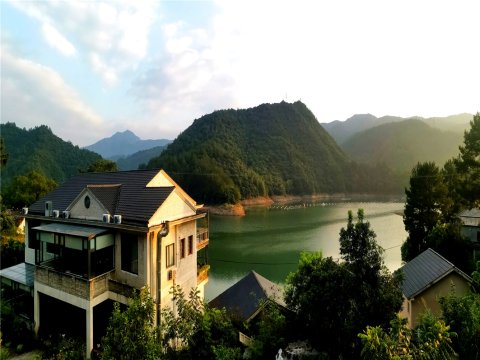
[144,101,401,204]
[342,119,463,174]
[0,122,101,185]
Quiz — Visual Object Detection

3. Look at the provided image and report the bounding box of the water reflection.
[205,202,407,301]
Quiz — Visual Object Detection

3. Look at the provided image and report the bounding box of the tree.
[402,162,449,262]
[3,170,57,208]
[161,286,241,360]
[285,210,403,358]
[455,112,480,207]
[439,289,480,359]
[101,288,160,360]
[246,301,287,360]
[85,159,118,173]
[359,312,456,359]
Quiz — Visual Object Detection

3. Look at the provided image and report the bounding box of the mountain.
[322,113,472,145]
[342,119,463,174]
[144,101,402,204]
[115,145,167,171]
[0,122,101,185]
[85,130,172,159]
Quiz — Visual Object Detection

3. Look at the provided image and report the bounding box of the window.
[180,238,185,259]
[188,235,193,255]
[166,244,175,268]
[121,234,138,274]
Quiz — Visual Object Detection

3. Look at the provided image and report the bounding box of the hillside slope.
[145,101,400,204]
[0,122,101,185]
[342,119,463,173]
[116,145,167,171]
[322,113,472,145]
[85,130,171,159]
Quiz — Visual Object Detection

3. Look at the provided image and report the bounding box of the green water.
[205,202,407,301]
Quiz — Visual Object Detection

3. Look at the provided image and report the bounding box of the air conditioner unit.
[102,214,111,223]
[45,201,52,217]
[52,210,60,218]
[62,211,70,219]
[168,269,176,281]
[114,215,122,224]
[22,207,28,215]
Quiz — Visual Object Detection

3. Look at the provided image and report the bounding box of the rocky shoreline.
[205,193,403,216]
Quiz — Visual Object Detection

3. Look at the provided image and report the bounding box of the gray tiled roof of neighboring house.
[459,208,480,218]
[399,248,471,299]
[28,170,174,226]
[209,270,286,322]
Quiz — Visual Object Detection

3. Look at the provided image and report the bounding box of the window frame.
[180,238,185,259]
[188,235,193,255]
[166,243,175,268]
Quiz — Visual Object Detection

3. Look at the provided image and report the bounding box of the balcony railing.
[197,264,210,285]
[36,266,113,300]
[197,227,209,250]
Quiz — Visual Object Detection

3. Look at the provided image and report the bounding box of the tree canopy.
[454,112,480,207]
[285,210,403,358]
[3,170,57,208]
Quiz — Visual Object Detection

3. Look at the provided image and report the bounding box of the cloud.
[1,44,106,146]
[130,19,237,138]
[41,22,76,57]
[8,0,158,86]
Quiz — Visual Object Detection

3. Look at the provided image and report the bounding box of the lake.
[205,201,407,301]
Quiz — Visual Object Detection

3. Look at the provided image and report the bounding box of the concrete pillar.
[34,289,40,334]
[86,305,93,359]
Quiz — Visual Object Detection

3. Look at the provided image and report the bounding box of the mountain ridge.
[85,130,171,159]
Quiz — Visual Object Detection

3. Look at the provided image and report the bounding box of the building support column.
[86,305,93,359]
[34,289,40,334]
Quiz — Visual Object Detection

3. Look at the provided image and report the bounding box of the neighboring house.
[0,169,209,358]
[209,270,289,345]
[459,208,480,260]
[398,248,471,328]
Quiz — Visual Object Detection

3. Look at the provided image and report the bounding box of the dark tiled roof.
[28,170,174,226]
[399,248,471,299]
[209,270,286,322]
[88,184,121,214]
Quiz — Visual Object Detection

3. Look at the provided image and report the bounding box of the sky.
[1,1,479,147]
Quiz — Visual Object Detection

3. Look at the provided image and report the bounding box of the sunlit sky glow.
[1,0,479,146]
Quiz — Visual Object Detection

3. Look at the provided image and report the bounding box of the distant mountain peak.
[85,130,171,159]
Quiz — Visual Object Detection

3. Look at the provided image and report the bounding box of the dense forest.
[342,119,463,174]
[144,101,402,204]
[0,122,101,186]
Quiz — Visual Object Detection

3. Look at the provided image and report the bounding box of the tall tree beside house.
[401,162,450,262]
[2,170,57,209]
[285,210,403,358]
[101,288,161,360]
[454,112,480,207]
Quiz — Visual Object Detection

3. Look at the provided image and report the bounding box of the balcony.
[36,266,112,300]
[197,264,210,285]
[197,227,209,250]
